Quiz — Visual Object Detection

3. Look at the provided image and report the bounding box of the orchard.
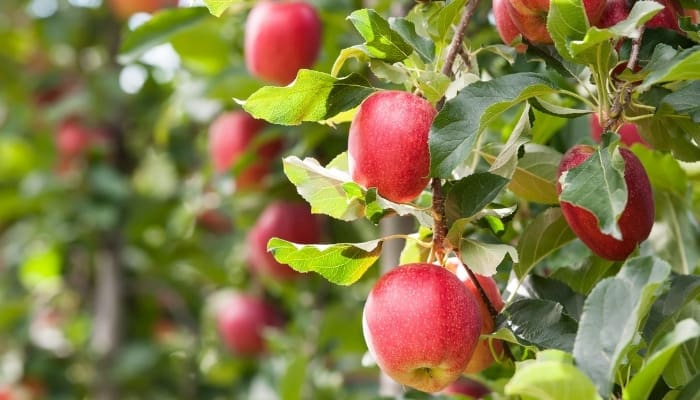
[0,0,699,398]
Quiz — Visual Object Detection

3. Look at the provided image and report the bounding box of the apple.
[505,0,606,44]
[595,0,632,28]
[245,1,322,85]
[445,258,505,374]
[348,91,435,204]
[107,0,178,20]
[646,0,683,30]
[557,145,654,261]
[216,293,283,356]
[196,209,233,234]
[362,264,482,393]
[56,119,91,159]
[247,201,321,280]
[441,377,491,399]
[208,111,282,190]
[494,0,522,45]
[590,115,647,147]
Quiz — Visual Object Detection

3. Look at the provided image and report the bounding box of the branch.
[440,0,480,78]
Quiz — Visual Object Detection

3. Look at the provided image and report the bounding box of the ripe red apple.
[208,111,282,190]
[494,0,522,45]
[441,377,491,399]
[245,1,322,85]
[107,0,177,19]
[362,264,482,393]
[216,293,283,356]
[445,258,505,373]
[646,0,683,30]
[348,91,435,204]
[506,0,606,44]
[56,119,91,159]
[247,201,321,280]
[557,145,654,261]
[590,115,648,147]
[595,0,632,28]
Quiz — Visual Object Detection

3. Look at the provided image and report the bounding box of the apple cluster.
[362,261,503,393]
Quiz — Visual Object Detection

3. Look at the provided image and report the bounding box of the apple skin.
[441,377,491,399]
[595,0,632,28]
[590,115,648,147]
[557,145,654,261]
[208,111,282,190]
[348,91,435,204]
[107,0,177,19]
[56,119,92,159]
[245,1,322,85]
[445,258,505,374]
[247,201,321,280]
[506,0,606,44]
[494,0,522,45]
[646,0,683,30]
[216,293,283,356]
[362,264,482,393]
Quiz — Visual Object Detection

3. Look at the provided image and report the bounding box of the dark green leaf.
[389,18,435,62]
[445,172,509,221]
[661,81,700,123]
[640,44,700,90]
[243,71,375,125]
[500,298,579,352]
[516,208,577,279]
[348,9,414,63]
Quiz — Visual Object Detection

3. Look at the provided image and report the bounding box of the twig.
[626,26,645,72]
[441,0,481,78]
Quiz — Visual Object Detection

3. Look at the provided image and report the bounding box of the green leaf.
[559,146,627,240]
[631,145,687,196]
[547,0,589,61]
[516,208,577,279]
[573,256,672,396]
[428,0,468,40]
[551,252,617,294]
[500,299,579,352]
[486,103,531,180]
[512,144,562,204]
[347,9,414,63]
[445,172,509,221]
[623,319,700,400]
[242,71,375,125]
[634,95,700,161]
[283,154,366,221]
[640,44,700,91]
[389,17,435,63]
[459,239,518,276]
[118,7,211,64]
[279,356,308,400]
[675,372,700,400]
[267,238,382,285]
[201,0,241,17]
[661,81,700,123]
[662,302,700,388]
[648,192,700,275]
[644,274,700,342]
[20,245,62,292]
[505,350,602,400]
[429,73,557,178]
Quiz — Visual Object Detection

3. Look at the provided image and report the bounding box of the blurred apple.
[441,377,491,399]
[216,293,283,356]
[107,0,178,20]
[247,201,321,280]
[506,0,606,43]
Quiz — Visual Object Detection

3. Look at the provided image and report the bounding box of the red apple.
[348,91,435,204]
[595,0,632,28]
[362,264,482,393]
[506,0,606,44]
[56,119,91,159]
[216,293,283,356]
[646,0,683,30]
[107,0,178,20]
[208,111,282,190]
[247,201,321,280]
[494,0,522,45]
[196,209,233,234]
[245,1,322,85]
[590,115,648,147]
[441,377,491,399]
[445,258,505,374]
[557,145,654,261]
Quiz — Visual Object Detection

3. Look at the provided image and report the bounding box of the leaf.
[573,256,672,396]
[389,17,435,62]
[429,73,557,178]
[558,146,627,240]
[647,192,700,275]
[515,144,562,204]
[662,302,700,388]
[630,145,687,196]
[516,208,577,279]
[644,274,700,342]
[661,81,700,123]
[551,252,617,294]
[267,238,382,285]
[505,350,602,400]
[118,7,211,64]
[487,103,531,180]
[500,299,579,352]
[242,71,375,125]
[459,239,518,277]
[347,9,414,63]
[623,319,700,400]
[547,0,589,62]
[445,172,510,221]
[520,275,586,320]
[283,155,365,221]
[201,0,241,17]
[429,0,468,40]
[640,44,700,91]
